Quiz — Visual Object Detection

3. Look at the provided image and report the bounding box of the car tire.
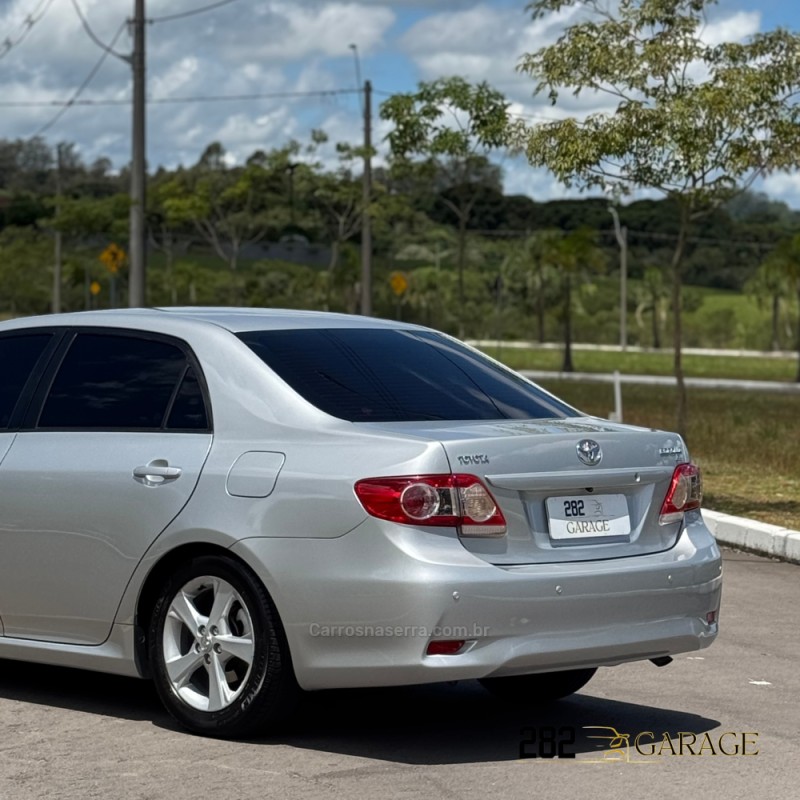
[149,555,298,738]
[479,668,597,704]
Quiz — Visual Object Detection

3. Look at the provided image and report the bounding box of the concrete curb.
[703,509,800,565]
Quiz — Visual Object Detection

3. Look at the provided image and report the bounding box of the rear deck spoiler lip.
[485,466,674,492]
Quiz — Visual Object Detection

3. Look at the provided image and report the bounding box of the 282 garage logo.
[519,727,577,759]
[519,726,760,760]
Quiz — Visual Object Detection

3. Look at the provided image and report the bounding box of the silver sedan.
[0,308,722,737]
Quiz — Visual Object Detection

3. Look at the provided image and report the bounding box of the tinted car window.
[39,334,189,429]
[238,328,575,422]
[167,367,210,430]
[0,334,52,429]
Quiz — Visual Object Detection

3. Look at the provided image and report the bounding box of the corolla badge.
[577,439,603,467]
[659,442,684,461]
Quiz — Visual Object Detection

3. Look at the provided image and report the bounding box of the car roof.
[0,308,422,335]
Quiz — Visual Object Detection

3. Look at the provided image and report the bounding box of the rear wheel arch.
[134,543,292,680]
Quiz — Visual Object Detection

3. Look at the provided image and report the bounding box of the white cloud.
[212,108,298,161]
[0,0,796,207]
[400,3,615,121]
[200,2,395,63]
[700,10,761,46]
[149,57,200,99]
[503,159,587,202]
[761,173,800,208]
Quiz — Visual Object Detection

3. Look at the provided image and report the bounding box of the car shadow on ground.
[274,681,719,763]
[0,659,163,722]
[0,660,719,764]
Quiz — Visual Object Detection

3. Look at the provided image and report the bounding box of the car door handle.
[133,463,182,485]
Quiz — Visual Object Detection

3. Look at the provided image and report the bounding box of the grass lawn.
[538,380,800,532]
[484,345,798,382]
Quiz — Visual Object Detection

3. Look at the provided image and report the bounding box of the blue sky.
[1,0,798,205]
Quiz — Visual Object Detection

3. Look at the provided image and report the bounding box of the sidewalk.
[703,509,800,565]
[470,339,797,360]
[519,369,800,394]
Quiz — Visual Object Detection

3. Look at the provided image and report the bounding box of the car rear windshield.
[237,328,575,422]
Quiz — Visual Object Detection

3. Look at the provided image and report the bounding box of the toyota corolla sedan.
[0,308,722,737]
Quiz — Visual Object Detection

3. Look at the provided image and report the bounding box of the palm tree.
[635,265,669,349]
[761,235,800,381]
[551,229,606,372]
[518,231,562,344]
[746,252,792,353]
[394,225,483,272]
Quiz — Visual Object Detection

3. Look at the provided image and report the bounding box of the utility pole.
[52,143,63,314]
[286,163,298,227]
[360,80,373,317]
[609,205,628,352]
[128,0,147,307]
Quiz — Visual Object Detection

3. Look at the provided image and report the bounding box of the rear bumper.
[231,512,722,690]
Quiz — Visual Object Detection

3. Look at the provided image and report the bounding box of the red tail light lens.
[426,640,467,656]
[659,463,703,525]
[355,474,507,537]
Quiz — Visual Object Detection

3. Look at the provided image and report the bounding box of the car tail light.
[659,463,703,525]
[354,474,507,537]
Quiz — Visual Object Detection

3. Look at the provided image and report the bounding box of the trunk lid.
[367,417,689,565]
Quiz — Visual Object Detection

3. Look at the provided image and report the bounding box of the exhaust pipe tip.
[650,656,673,668]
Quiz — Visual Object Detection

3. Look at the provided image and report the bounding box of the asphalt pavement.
[0,549,795,799]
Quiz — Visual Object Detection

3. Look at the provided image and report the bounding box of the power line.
[466,227,781,250]
[32,22,128,138]
[148,88,360,104]
[69,0,129,60]
[0,0,57,61]
[372,90,564,124]
[150,0,241,24]
[4,87,361,108]
[624,229,779,250]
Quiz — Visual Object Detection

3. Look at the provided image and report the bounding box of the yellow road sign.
[390,271,408,297]
[90,281,102,296]
[100,243,127,274]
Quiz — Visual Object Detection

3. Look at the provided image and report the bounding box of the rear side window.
[238,328,574,422]
[167,367,209,430]
[0,334,52,429]
[38,333,209,430]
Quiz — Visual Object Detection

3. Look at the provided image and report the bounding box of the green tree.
[309,142,368,308]
[745,255,791,352]
[149,170,199,306]
[380,77,510,317]
[160,143,292,276]
[0,226,52,315]
[636,265,670,349]
[758,236,800,379]
[394,224,484,273]
[516,230,564,344]
[514,0,800,436]
[550,229,607,371]
[45,193,130,309]
[50,194,130,240]
[404,266,456,329]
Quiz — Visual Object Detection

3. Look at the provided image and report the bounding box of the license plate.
[546,494,630,544]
